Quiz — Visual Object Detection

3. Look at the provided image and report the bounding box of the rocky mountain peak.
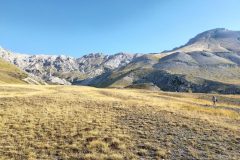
[82,53,105,59]
[187,28,239,44]
[0,48,140,84]
[166,28,240,53]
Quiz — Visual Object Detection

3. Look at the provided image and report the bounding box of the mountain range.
[1,28,240,93]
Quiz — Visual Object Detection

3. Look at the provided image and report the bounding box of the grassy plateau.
[0,85,239,159]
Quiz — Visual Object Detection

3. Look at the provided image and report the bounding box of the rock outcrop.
[0,47,140,85]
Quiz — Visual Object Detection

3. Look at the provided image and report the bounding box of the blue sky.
[0,0,239,57]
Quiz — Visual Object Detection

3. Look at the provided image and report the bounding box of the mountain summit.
[167,28,240,53]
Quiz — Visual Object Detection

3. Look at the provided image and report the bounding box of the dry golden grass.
[0,59,27,84]
[0,85,239,159]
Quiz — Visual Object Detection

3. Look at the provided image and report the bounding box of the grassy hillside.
[0,58,28,84]
[0,85,239,159]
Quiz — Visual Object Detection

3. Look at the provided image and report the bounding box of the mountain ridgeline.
[1,28,240,93]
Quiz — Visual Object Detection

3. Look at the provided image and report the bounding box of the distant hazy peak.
[187,28,239,43]
[165,28,240,53]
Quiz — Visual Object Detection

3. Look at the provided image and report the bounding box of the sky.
[0,0,240,57]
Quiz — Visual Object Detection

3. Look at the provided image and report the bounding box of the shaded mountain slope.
[78,66,240,94]
[154,51,240,85]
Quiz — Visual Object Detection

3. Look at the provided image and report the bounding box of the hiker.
[212,96,217,106]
